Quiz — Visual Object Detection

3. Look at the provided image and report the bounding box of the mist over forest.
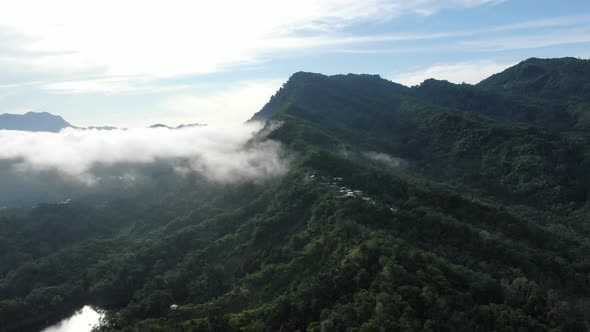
[0,123,290,207]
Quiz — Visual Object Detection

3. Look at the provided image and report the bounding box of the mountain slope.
[0,112,72,132]
[1,58,590,332]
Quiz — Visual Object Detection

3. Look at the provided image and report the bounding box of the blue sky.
[0,0,589,127]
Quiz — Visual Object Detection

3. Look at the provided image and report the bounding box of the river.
[40,305,103,332]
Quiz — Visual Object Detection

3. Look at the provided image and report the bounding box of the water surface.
[40,305,103,332]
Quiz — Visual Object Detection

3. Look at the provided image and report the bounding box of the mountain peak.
[478,57,590,99]
[250,71,407,122]
[25,111,51,115]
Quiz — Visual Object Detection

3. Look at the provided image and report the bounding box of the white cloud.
[459,28,590,51]
[390,60,514,86]
[159,80,284,125]
[0,0,505,87]
[329,15,590,55]
[363,151,405,168]
[0,123,289,184]
[42,78,191,95]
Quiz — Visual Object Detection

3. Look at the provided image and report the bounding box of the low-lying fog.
[0,122,290,206]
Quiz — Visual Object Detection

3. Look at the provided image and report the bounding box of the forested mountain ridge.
[1,57,590,332]
[479,57,590,100]
[254,58,589,209]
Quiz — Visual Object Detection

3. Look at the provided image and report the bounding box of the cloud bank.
[0,123,289,184]
[0,0,504,89]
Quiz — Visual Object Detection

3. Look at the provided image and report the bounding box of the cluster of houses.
[338,186,376,204]
[308,172,402,214]
[330,176,376,204]
[308,172,376,205]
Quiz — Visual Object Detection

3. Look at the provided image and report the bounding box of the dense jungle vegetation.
[1,57,590,331]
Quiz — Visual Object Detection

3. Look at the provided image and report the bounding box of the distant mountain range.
[148,123,206,129]
[0,111,206,132]
[0,112,72,132]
